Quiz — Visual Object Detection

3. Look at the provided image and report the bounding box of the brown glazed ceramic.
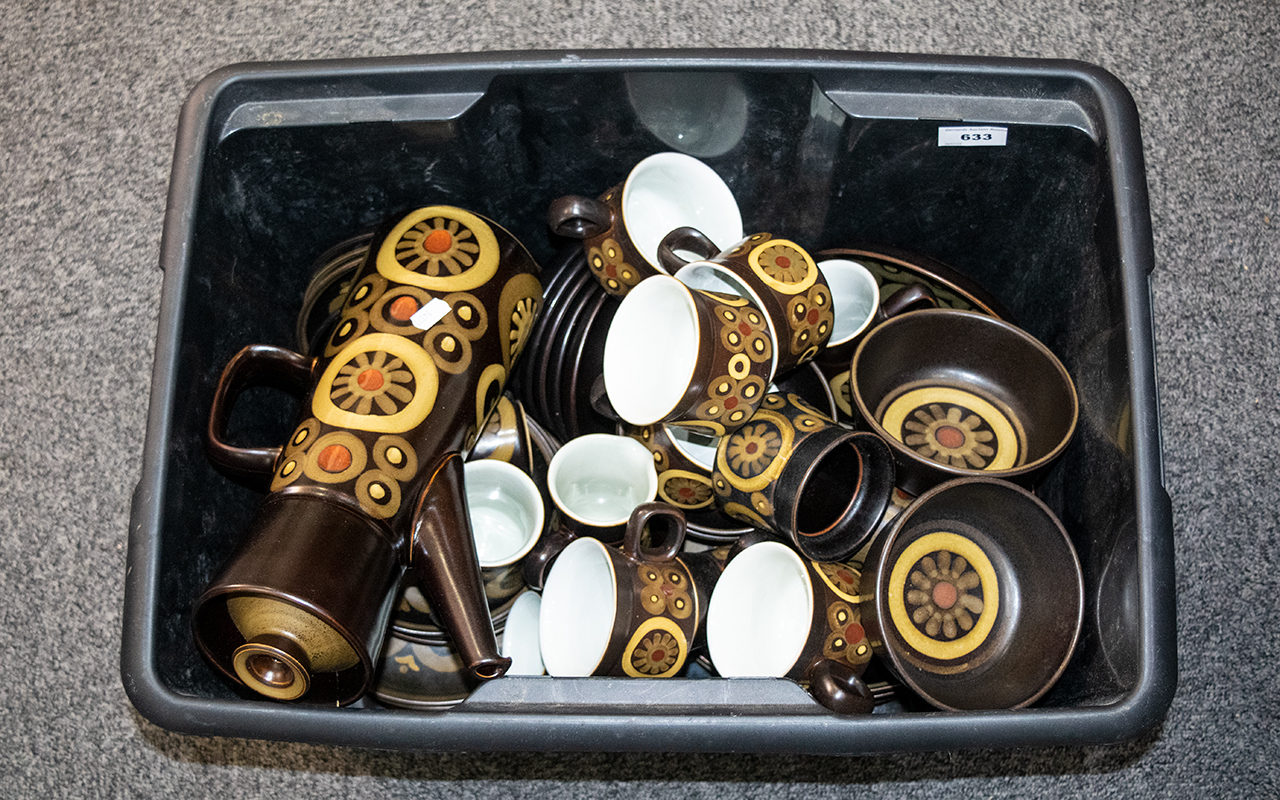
[539,503,702,677]
[602,275,774,436]
[466,393,534,475]
[546,152,742,297]
[623,422,719,514]
[711,393,895,562]
[547,192,652,296]
[519,433,659,589]
[659,228,834,376]
[704,539,876,712]
[195,205,543,704]
[848,308,1078,495]
[816,245,1014,321]
[812,282,938,380]
[858,477,1084,711]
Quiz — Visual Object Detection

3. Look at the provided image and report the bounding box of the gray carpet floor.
[2,0,1277,797]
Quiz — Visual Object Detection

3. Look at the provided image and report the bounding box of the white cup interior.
[706,541,813,677]
[665,424,718,471]
[539,538,617,676]
[674,260,780,378]
[603,276,701,425]
[500,591,545,676]
[621,152,743,270]
[464,459,544,568]
[546,434,658,525]
[818,258,880,344]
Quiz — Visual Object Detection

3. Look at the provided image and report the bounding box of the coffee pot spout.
[409,452,512,681]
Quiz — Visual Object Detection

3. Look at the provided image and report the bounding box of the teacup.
[848,308,1078,494]
[711,392,895,562]
[467,393,535,475]
[602,275,773,435]
[705,540,876,713]
[812,257,938,380]
[547,152,743,296]
[545,432,659,540]
[463,459,544,611]
[539,503,701,677]
[660,229,833,375]
[499,590,546,676]
[623,422,719,512]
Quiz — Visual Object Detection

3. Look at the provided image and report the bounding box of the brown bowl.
[849,308,1077,494]
[858,477,1083,711]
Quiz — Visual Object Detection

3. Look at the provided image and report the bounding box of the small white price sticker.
[937,126,1008,147]
[409,297,453,331]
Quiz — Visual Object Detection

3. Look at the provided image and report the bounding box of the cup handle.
[725,529,774,562]
[656,226,721,274]
[547,195,613,239]
[205,344,314,487]
[588,374,621,422]
[520,523,578,591]
[624,502,687,562]
[875,283,938,322]
[805,657,876,715]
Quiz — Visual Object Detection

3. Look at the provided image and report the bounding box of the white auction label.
[409,296,453,330]
[937,126,1008,147]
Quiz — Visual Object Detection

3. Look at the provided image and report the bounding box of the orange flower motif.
[906,550,985,640]
[394,217,481,276]
[630,631,680,675]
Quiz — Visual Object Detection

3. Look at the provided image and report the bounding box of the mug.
[660,229,834,376]
[539,503,701,677]
[812,257,938,380]
[848,308,1078,494]
[463,459,544,611]
[500,590,546,677]
[193,205,543,704]
[547,152,743,296]
[705,540,876,714]
[623,422,719,513]
[602,274,773,435]
[519,433,659,590]
[711,392,895,562]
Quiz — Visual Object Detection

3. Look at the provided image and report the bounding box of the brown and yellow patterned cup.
[539,503,701,678]
[705,539,876,714]
[622,422,720,514]
[602,274,774,436]
[660,229,834,376]
[711,393,895,563]
[547,152,743,297]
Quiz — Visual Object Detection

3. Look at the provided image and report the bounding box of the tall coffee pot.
[192,205,542,704]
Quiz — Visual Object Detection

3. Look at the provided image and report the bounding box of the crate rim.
[123,47,1175,755]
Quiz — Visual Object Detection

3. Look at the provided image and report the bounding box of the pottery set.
[195,155,1084,715]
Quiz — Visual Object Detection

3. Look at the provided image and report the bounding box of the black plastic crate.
[122,48,1175,754]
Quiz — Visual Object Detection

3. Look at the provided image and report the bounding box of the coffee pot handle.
[656,226,720,274]
[205,344,314,488]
